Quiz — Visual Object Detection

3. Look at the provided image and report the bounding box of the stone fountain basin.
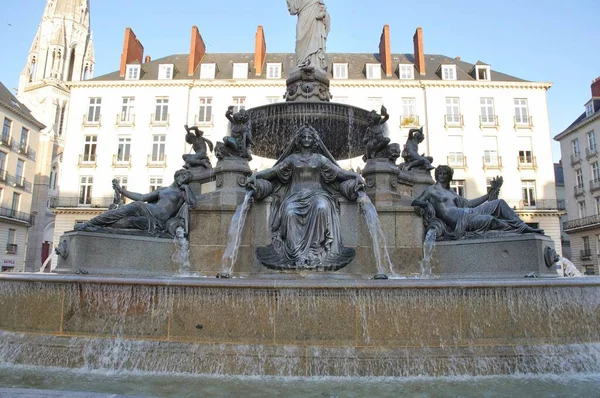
[247,102,372,160]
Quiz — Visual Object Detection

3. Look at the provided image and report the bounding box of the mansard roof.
[90,53,527,83]
[0,82,45,130]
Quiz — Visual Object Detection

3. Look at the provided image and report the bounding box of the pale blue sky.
[1,0,599,161]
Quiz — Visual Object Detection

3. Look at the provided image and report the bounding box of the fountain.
[1,1,600,392]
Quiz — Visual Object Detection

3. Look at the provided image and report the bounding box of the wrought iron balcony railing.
[447,154,467,168]
[112,154,132,167]
[482,156,502,170]
[0,206,33,224]
[514,115,533,129]
[586,146,598,159]
[590,179,600,193]
[147,154,167,167]
[570,152,582,166]
[49,196,114,208]
[564,214,600,231]
[6,243,17,254]
[78,154,97,167]
[506,199,565,211]
[116,113,136,127]
[574,184,585,196]
[82,114,102,127]
[151,113,170,127]
[580,249,592,260]
[479,115,499,129]
[517,156,537,170]
[444,114,464,129]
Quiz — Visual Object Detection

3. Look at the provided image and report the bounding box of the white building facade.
[554,77,600,275]
[50,24,562,268]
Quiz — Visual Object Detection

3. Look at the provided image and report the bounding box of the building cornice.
[554,112,600,141]
[53,208,106,215]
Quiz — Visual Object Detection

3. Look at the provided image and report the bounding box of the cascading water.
[419,229,437,278]
[172,226,191,276]
[219,190,253,277]
[357,191,395,278]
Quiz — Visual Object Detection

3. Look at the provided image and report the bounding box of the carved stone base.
[362,159,412,207]
[195,158,252,207]
[285,66,331,102]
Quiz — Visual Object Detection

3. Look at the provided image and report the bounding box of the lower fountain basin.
[1,274,599,377]
[247,102,372,160]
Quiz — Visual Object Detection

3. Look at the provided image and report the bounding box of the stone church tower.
[18,0,95,271]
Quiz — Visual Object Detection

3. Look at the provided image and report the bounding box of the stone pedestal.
[284,66,331,102]
[362,159,411,207]
[194,158,252,207]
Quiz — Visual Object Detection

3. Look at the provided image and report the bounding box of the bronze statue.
[400,127,434,171]
[182,125,213,169]
[246,124,364,270]
[363,105,390,161]
[216,106,253,160]
[286,0,331,70]
[411,165,543,240]
[75,170,197,237]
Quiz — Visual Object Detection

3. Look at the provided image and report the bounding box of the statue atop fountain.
[215,106,254,160]
[246,124,364,270]
[182,125,213,169]
[399,127,434,172]
[412,165,544,240]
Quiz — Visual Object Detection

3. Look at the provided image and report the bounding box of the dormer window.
[366,63,381,79]
[399,64,414,80]
[233,63,248,79]
[200,63,216,79]
[475,65,491,81]
[333,63,348,79]
[267,63,282,79]
[586,101,594,118]
[158,64,174,80]
[441,65,456,80]
[125,65,140,80]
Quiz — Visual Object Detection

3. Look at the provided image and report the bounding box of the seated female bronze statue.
[412,165,543,240]
[246,124,364,270]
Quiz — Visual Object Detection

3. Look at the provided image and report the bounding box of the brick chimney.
[145,55,151,63]
[119,27,144,77]
[378,25,392,77]
[254,25,267,76]
[413,27,425,76]
[592,76,600,98]
[188,26,206,76]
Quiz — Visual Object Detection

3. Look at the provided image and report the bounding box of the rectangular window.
[572,138,580,154]
[125,65,140,80]
[0,151,6,172]
[441,65,456,80]
[447,135,464,167]
[149,177,163,192]
[333,63,348,79]
[2,118,12,142]
[518,137,533,165]
[579,202,587,219]
[232,63,248,79]
[588,130,597,153]
[200,63,216,79]
[596,197,600,216]
[514,98,529,125]
[11,192,20,212]
[366,64,381,79]
[480,98,495,124]
[83,136,97,162]
[158,64,174,80]
[586,102,594,118]
[120,97,135,123]
[445,97,461,124]
[399,64,414,79]
[87,98,102,123]
[483,136,499,166]
[367,97,383,112]
[15,159,24,184]
[592,162,600,182]
[450,180,465,197]
[117,137,131,162]
[231,97,246,113]
[19,128,29,151]
[154,98,169,122]
[152,135,166,162]
[7,228,16,254]
[79,176,93,205]
[401,98,416,117]
[198,97,213,123]
[476,66,490,81]
[522,180,536,207]
[267,63,282,79]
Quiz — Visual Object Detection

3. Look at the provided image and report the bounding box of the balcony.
[570,152,582,166]
[13,175,32,193]
[116,113,136,127]
[444,114,464,129]
[564,214,600,231]
[400,115,420,128]
[0,206,33,224]
[0,169,7,183]
[586,146,598,160]
[78,154,97,168]
[506,199,565,211]
[574,184,585,197]
[49,196,113,208]
[6,243,17,254]
[147,154,167,168]
[514,115,533,129]
[150,113,170,127]
[580,249,592,260]
[517,156,537,171]
[194,114,214,127]
[479,115,499,129]
[591,179,600,193]
[482,156,502,170]
[82,114,102,127]
[112,154,132,168]
[1,135,12,149]
[447,154,467,168]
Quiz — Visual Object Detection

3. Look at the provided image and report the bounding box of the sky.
[1,0,599,162]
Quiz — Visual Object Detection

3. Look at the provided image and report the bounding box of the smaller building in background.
[554,76,600,275]
[0,82,43,272]
[554,162,570,259]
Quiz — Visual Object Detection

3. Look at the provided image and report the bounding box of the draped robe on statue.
[286,0,330,69]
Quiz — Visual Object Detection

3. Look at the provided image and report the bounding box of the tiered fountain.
[1,0,599,386]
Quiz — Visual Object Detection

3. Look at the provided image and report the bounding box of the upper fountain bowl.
[247,102,372,160]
